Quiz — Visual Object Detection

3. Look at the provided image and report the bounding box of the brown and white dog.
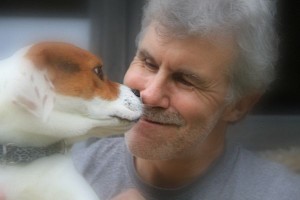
[0,42,142,200]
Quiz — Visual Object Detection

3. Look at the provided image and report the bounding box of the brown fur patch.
[26,42,119,100]
[53,57,81,73]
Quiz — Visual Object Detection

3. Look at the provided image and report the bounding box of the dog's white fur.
[0,43,142,200]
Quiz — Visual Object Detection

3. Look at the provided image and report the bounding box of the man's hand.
[0,189,5,200]
[111,189,145,200]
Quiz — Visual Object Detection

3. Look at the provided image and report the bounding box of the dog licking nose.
[0,42,143,146]
[0,42,143,200]
[25,42,143,123]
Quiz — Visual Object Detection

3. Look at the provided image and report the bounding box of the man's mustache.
[142,106,185,126]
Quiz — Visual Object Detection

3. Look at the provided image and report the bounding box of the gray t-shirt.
[72,137,300,200]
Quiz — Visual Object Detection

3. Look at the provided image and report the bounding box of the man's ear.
[222,93,262,123]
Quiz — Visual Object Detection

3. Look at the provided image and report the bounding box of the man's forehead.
[140,24,236,55]
[139,26,236,67]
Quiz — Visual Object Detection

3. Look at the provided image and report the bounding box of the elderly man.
[72,0,300,199]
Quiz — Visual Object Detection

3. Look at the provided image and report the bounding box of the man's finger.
[0,189,6,200]
[111,189,145,200]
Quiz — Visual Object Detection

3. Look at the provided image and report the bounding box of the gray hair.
[137,0,278,100]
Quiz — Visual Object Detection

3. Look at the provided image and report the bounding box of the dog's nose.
[131,89,140,97]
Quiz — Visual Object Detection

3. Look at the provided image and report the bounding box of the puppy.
[0,42,142,200]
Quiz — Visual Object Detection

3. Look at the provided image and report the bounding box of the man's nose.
[140,76,170,108]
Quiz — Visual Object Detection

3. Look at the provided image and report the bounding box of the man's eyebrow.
[137,49,156,63]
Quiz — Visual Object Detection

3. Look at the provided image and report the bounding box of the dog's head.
[0,42,142,146]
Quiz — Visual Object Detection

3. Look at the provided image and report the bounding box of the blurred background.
[0,0,299,171]
[0,0,144,81]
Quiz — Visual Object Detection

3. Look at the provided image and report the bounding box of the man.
[72,0,300,199]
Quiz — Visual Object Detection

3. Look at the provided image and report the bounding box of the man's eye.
[144,59,158,71]
[173,74,194,88]
[178,78,193,86]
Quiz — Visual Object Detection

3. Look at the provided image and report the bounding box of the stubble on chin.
[124,106,224,160]
[123,106,185,159]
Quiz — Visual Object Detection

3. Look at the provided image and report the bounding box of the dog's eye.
[93,66,104,80]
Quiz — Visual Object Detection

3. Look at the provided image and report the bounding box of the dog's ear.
[12,64,55,122]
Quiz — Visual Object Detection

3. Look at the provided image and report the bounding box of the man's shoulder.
[236,145,298,178]
[72,136,125,153]
[71,137,126,174]
[230,145,300,199]
[71,137,134,199]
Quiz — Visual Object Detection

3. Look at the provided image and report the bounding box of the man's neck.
[134,134,226,188]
